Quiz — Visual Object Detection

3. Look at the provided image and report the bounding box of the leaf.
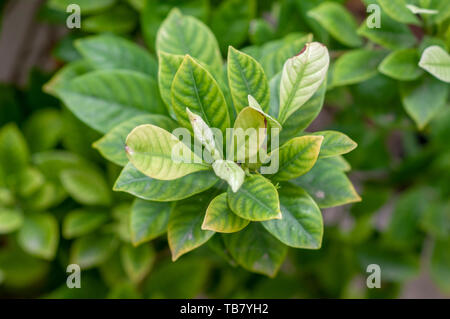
[48,0,116,13]
[0,123,29,180]
[120,243,155,284]
[15,167,45,198]
[278,42,329,124]
[421,0,450,24]
[212,160,245,193]
[227,46,270,113]
[227,174,281,221]
[262,184,323,249]
[55,69,166,134]
[311,131,357,158]
[229,107,266,162]
[125,124,209,180]
[430,237,450,294]
[93,114,177,166]
[223,223,287,277]
[418,46,450,83]
[357,12,416,50]
[167,194,215,261]
[23,108,63,153]
[60,168,111,206]
[378,48,424,81]
[292,158,361,208]
[158,51,184,117]
[248,95,281,130]
[400,75,449,129]
[114,163,218,202]
[406,4,438,15]
[269,135,323,181]
[332,50,386,86]
[75,34,158,78]
[0,208,23,234]
[83,5,137,34]
[70,234,118,269]
[171,56,230,136]
[307,2,362,47]
[62,209,109,239]
[156,8,222,75]
[44,60,92,96]
[202,193,249,233]
[130,199,172,245]
[17,214,59,260]
[378,0,421,25]
[280,81,326,145]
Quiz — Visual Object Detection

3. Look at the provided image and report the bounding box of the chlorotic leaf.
[212,160,245,193]
[311,131,357,158]
[418,46,450,83]
[248,95,281,130]
[158,52,184,117]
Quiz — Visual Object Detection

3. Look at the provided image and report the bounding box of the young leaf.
[130,199,172,245]
[212,160,245,193]
[378,0,421,25]
[158,52,184,117]
[125,124,209,180]
[202,193,249,233]
[378,49,424,81]
[156,8,222,75]
[187,108,222,160]
[307,2,362,47]
[70,234,118,269]
[120,243,155,284]
[0,208,23,234]
[171,56,230,135]
[227,174,281,221]
[405,4,438,15]
[248,95,281,130]
[75,34,158,77]
[114,163,218,202]
[223,223,287,277]
[227,46,270,113]
[62,209,109,239]
[278,42,329,124]
[93,114,177,166]
[269,136,323,181]
[168,195,215,261]
[332,50,386,86]
[17,214,59,260]
[262,184,323,249]
[55,70,166,133]
[311,131,357,158]
[292,158,361,208]
[418,46,450,83]
[400,75,449,129]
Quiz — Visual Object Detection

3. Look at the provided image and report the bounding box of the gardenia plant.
[49,9,360,277]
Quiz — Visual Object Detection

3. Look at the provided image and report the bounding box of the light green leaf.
[292,158,361,208]
[262,184,323,249]
[212,160,245,193]
[23,108,63,153]
[0,208,23,234]
[406,4,438,15]
[400,75,449,129]
[278,42,329,124]
[15,167,45,198]
[171,56,230,135]
[120,243,155,284]
[18,214,59,260]
[269,135,323,181]
[114,163,218,202]
[60,168,111,206]
[202,193,249,233]
[332,50,386,86]
[227,174,281,221]
[70,234,118,269]
[378,48,424,81]
[83,5,137,34]
[227,46,270,113]
[0,123,29,180]
[44,60,92,96]
[55,69,166,134]
[75,34,158,77]
[187,108,222,160]
[229,106,266,162]
[156,8,222,75]
[247,95,281,130]
[420,0,450,24]
[311,131,357,158]
[431,237,450,294]
[62,209,109,239]
[168,194,215,261]
[130,199,172,245]
[307,2,362,47]
[418,45,450,83]
[378,0,421,25]
[93,114,177,166]
[48,0,116,13]
[158,51,184,117]
[125,124,209,180]
[223,223,287,277]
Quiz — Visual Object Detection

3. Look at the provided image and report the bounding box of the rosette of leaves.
[47,9,360,277]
